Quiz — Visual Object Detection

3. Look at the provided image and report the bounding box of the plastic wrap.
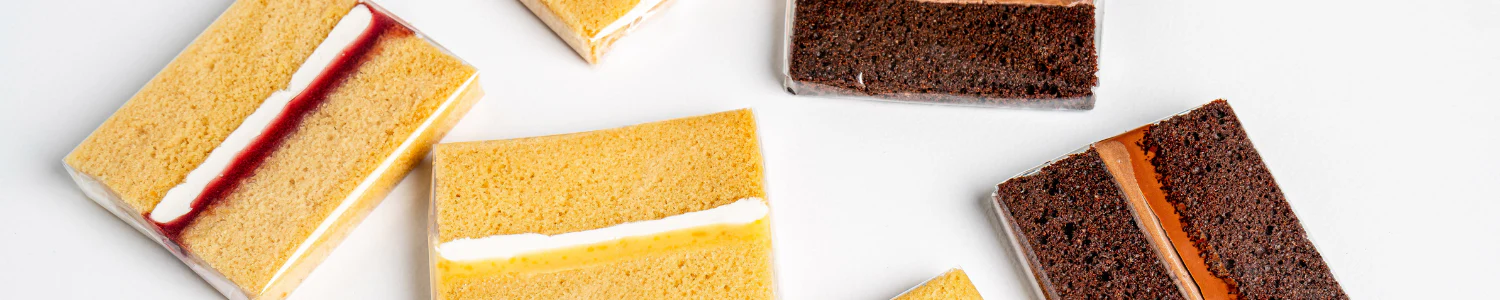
[890,268,983,300]
[783,0,1105,109]
[426,109,778,299]
[520,0,678,64]
[986,100,1347,299]
[61,1,482,299]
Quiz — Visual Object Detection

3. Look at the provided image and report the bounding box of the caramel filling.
[437,218,770,281]
[1096,129,1234,300]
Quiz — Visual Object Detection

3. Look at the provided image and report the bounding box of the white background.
[2,0,1497,299]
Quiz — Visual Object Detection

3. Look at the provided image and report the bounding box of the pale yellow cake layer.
[64,0,357,214]
[546,0,639,37]
[432,109,765,242]
[519,0,676,63]
[436,222,774,299]
[177,31,479,296]
[895,269,984,300]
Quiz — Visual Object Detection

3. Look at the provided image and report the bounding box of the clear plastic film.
[61,1,482,299]
[783,0,1105,109]
[986,100,1348,299]
[520,0,678,64]
[426,109,778,299]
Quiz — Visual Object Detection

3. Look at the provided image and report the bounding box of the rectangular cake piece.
[891,268,985,300]
[62,1,482,299]
[990,100,1346,299]
[785,0,1100,108]
[429,109,775,299]
[520,0,677,63]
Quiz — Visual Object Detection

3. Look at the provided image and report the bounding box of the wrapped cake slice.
[62,1,482,298]
[784,0,1103,109]
[429,109,776,299]
[988,100,1346,299]
[520,0,678,63]
[891,268,985,300]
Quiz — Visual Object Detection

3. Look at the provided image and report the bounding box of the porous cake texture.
[995,149,1186,299]
[991,100,1345,299]
[63,1,481,299]
[520,0,676,63]
[892,269,984,300]
[430,109,774,299]
[1142,101,1346,298]
[787,0,1098,108]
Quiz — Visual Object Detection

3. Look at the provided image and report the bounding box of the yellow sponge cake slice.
[519,0,678,63]
[430,109,775,299]
[62,1,482,298]
[893,268,984,300]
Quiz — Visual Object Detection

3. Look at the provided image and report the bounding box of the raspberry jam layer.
[146,4,406,240]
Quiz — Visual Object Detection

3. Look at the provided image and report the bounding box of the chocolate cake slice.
[994,149,1188,299]
[785,0,1100,109]
[1141,101,1346,298]
[990,100,1346,299]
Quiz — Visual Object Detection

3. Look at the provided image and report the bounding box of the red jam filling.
[148,4,409,241]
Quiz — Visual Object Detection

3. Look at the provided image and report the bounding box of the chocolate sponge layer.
[1142,100,1346,299]
[788,0,1097,104]
[996,149,1184,299]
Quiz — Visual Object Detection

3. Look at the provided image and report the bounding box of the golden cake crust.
[180,31,477,294]
[519,0,676,63]
[64,0,358,214]
[64,1,481,297]
[895,269,984,300]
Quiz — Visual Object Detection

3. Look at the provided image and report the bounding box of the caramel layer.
[1099,129,1234,300]
[1095,141,1201,300]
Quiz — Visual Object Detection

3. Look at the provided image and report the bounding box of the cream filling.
[437,197,769,262]
[590,0,669,41]
[149,5,375,224]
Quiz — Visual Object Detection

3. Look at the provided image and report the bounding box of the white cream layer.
[437,197,769,262]
[590,0,669,41]
[149,5,375,224]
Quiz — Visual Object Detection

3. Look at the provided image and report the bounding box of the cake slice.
[429,109,774,299]
[520,0,677,63]
[990,100,1346,299]
[62,1,481,299]
[786,0,1100,108]
[891,268,984,300]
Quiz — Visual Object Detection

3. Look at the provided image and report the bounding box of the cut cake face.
[62,1,482,299]
[990,100,1346,299]
[891,268,984,300]
[785,0,1101,108]
[520,0,678,63]
[429,109,775,299]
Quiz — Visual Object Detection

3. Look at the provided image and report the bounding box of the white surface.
[439,198,767,262]
[1,0,1497,299]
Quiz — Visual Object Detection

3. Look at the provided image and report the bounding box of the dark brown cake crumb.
[1142,100,1347,299]
[996,149,1184,300]
[788,0,1098,107]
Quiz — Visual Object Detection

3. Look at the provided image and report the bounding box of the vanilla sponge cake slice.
[63,1,482,299]
[430,109,774,299]
[892,268,984,300]
[520,0,678,63]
